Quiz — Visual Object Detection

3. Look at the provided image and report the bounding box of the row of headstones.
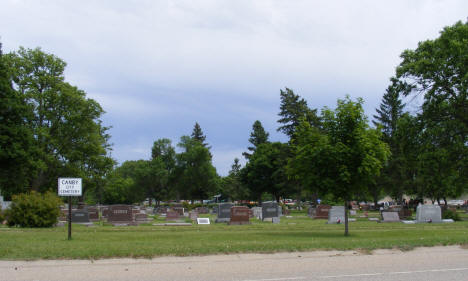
[308,204,454,223]
[153,202,283,225]
[60,205,152,226]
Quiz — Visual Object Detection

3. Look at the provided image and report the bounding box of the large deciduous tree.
[290,97,389,236]
[4,47,113,196]
[396,20,468,199]
[0,44,37,199]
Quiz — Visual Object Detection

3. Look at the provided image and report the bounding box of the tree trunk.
[344,200,349,236]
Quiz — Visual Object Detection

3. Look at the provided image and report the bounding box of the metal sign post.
[58,178,82,240]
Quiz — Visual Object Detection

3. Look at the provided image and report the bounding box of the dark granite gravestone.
[416,205,442,223]
[87,207,99,222]
[166,210,181,221]
[216,203,233,223]
[262,202,279,222]
[314,205,331,219]
[71,210,90,223]
[381,211,400,222]
[108,205,134,225]
[327,206,345,224]
[361,204,370,211]
[229,206,250,225]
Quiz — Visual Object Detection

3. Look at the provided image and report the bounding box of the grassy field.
[1,211,468,260]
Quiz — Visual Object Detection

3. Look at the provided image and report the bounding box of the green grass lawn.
[1,212,468,260]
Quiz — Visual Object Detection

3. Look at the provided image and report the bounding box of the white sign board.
[58,178,82,196]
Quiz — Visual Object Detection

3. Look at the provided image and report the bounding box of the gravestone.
[252,207,262,219]
[87,207,99,222]
[381,211,400,222]
[71,210,90,223]
[166,210,181,221]
[314,205,331,219]
[327,206,345,224]
[262,202,279,223]
[349,210,357,216]
[308,207,316,218]
[416,205,442,223]
[145,207,154,215]
[189,211,199,221]
[215,203,233,223]
[108,205,134,225]
[134,213,149,223]
[154,206,167,215]
[229,206,250,225]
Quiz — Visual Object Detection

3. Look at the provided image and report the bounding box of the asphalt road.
[2,246,468,281]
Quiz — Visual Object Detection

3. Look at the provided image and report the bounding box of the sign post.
[58,178,82,240]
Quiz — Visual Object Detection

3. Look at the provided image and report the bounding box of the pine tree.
[191,122,209,147]
[372,77,407,143]
[277,88,320,139]
[243,120,269,159]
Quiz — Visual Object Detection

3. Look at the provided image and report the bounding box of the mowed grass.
[1,212,468,260]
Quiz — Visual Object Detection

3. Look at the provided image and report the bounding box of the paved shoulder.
[1,246,468,281]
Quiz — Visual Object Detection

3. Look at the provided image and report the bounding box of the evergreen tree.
[191,122,209,147]
[372,77,408,142]
[243,120,269,159]
[277,88,320,139]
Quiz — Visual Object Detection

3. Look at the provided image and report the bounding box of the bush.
[6,191,62,227]
[442,208,461,221]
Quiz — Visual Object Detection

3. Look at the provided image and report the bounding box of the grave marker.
[381,211,400,222]
[327,206,345,224]
[416,205,442,223]
[229,206,250,225]
[215,203,233,223]
[314,205,331,219]
[108,205,134,225]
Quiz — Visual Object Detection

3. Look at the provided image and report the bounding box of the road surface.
[1,246,468,281]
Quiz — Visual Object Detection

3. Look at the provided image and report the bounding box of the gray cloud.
[2,0,467,174]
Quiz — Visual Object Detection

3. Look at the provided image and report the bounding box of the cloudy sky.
[1,1,467,175]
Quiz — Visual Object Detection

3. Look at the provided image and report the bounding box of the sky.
[1,0,467,175]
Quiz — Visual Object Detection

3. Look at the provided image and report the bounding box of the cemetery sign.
[58,178,82,196]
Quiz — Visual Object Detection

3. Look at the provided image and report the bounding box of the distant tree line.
[1,21,467,218]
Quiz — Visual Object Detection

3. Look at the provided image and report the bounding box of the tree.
[176,136,218,201]
[191,122,209,147]
[242,142,292,203]
[396,20,468,199]
[219,158,249,201]
[4,47,113,196]
[372,77,409,204]
[290,97,390,236]
[242,120,269,159]
[150,138,177,204]
[0,43,37,199]
[277,88,320,139]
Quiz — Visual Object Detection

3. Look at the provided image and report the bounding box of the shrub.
[6,191,62,227]
[442,208,461,221]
